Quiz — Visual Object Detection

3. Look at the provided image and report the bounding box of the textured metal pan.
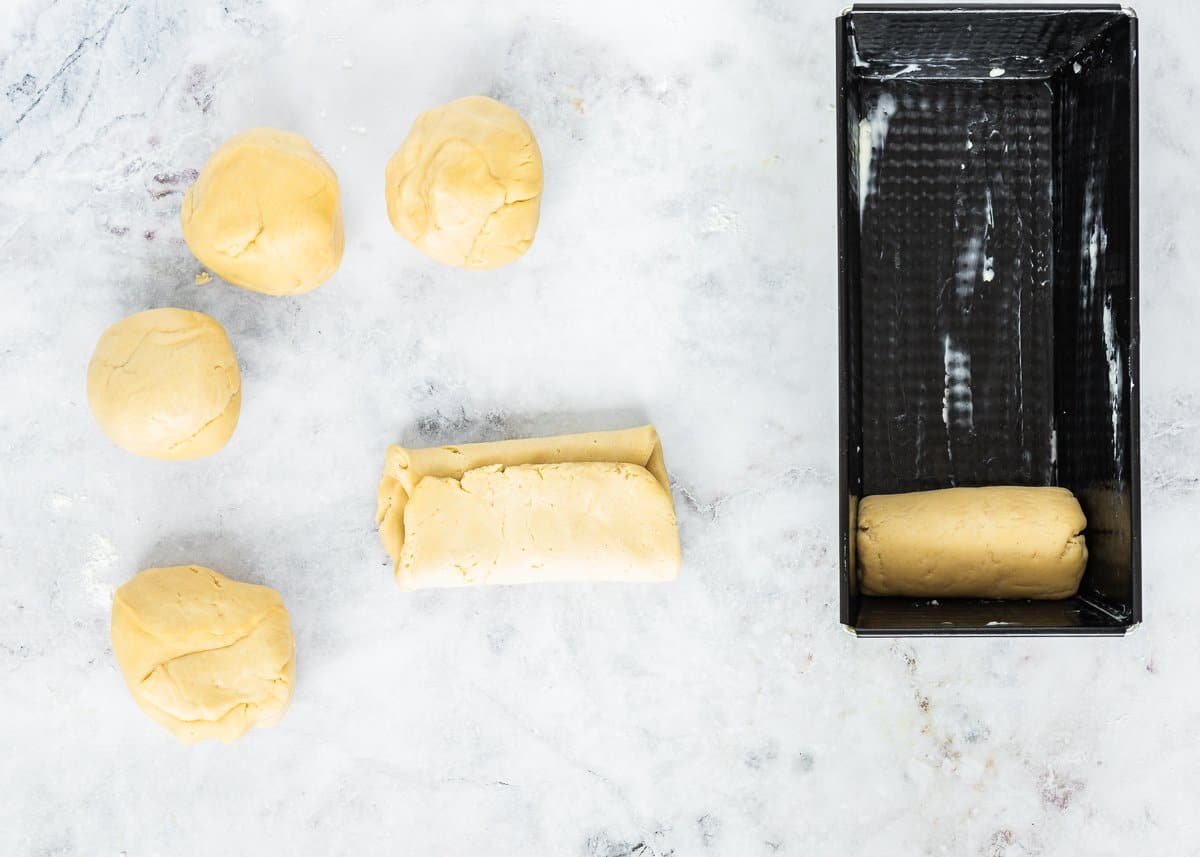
[837,5,1140,636]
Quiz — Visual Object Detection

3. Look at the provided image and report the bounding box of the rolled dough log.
[856,486,1087,599]
[376,426,680,589]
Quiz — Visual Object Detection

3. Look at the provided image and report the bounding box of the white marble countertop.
[2,0,1198,853]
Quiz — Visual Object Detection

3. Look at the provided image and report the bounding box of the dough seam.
[408,138,538,263]
[467,199,536,263]
[377,427,674,582]
[135,621,264,684]
[166,388,240,452]
[132,628,293,724]
[397,461,678,589]
[228,222,266,259]
[102,327,201,372]
[141,696,255,730]
[114,588,281,680]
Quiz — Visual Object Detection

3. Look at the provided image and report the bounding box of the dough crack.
[417,138,515,265]
[111,565,294,742]
[229,222,266,258]
[227,201,266,259]
[103,327,197,373]
[136,617,269,684]
[141,693,255,728]
[167,385,239,451]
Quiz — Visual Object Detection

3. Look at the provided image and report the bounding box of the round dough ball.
[86,308,240,460]
[385,96,543,269]
[111,565,295,744]
[182,127,344,295]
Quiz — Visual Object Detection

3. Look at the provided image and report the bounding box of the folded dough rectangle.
[376,425,681,589]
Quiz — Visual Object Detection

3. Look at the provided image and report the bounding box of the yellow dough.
[401,463,680,588]
[110,565,295,744]
[376,426,680,589]
[86,308,240,460]
[181,127,343,295]
[856,486,1088,599]
[384,96,543,269]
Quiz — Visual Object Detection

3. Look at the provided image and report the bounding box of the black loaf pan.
[836,4,1140,635]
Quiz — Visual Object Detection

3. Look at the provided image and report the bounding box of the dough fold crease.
[376,426,680,589]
